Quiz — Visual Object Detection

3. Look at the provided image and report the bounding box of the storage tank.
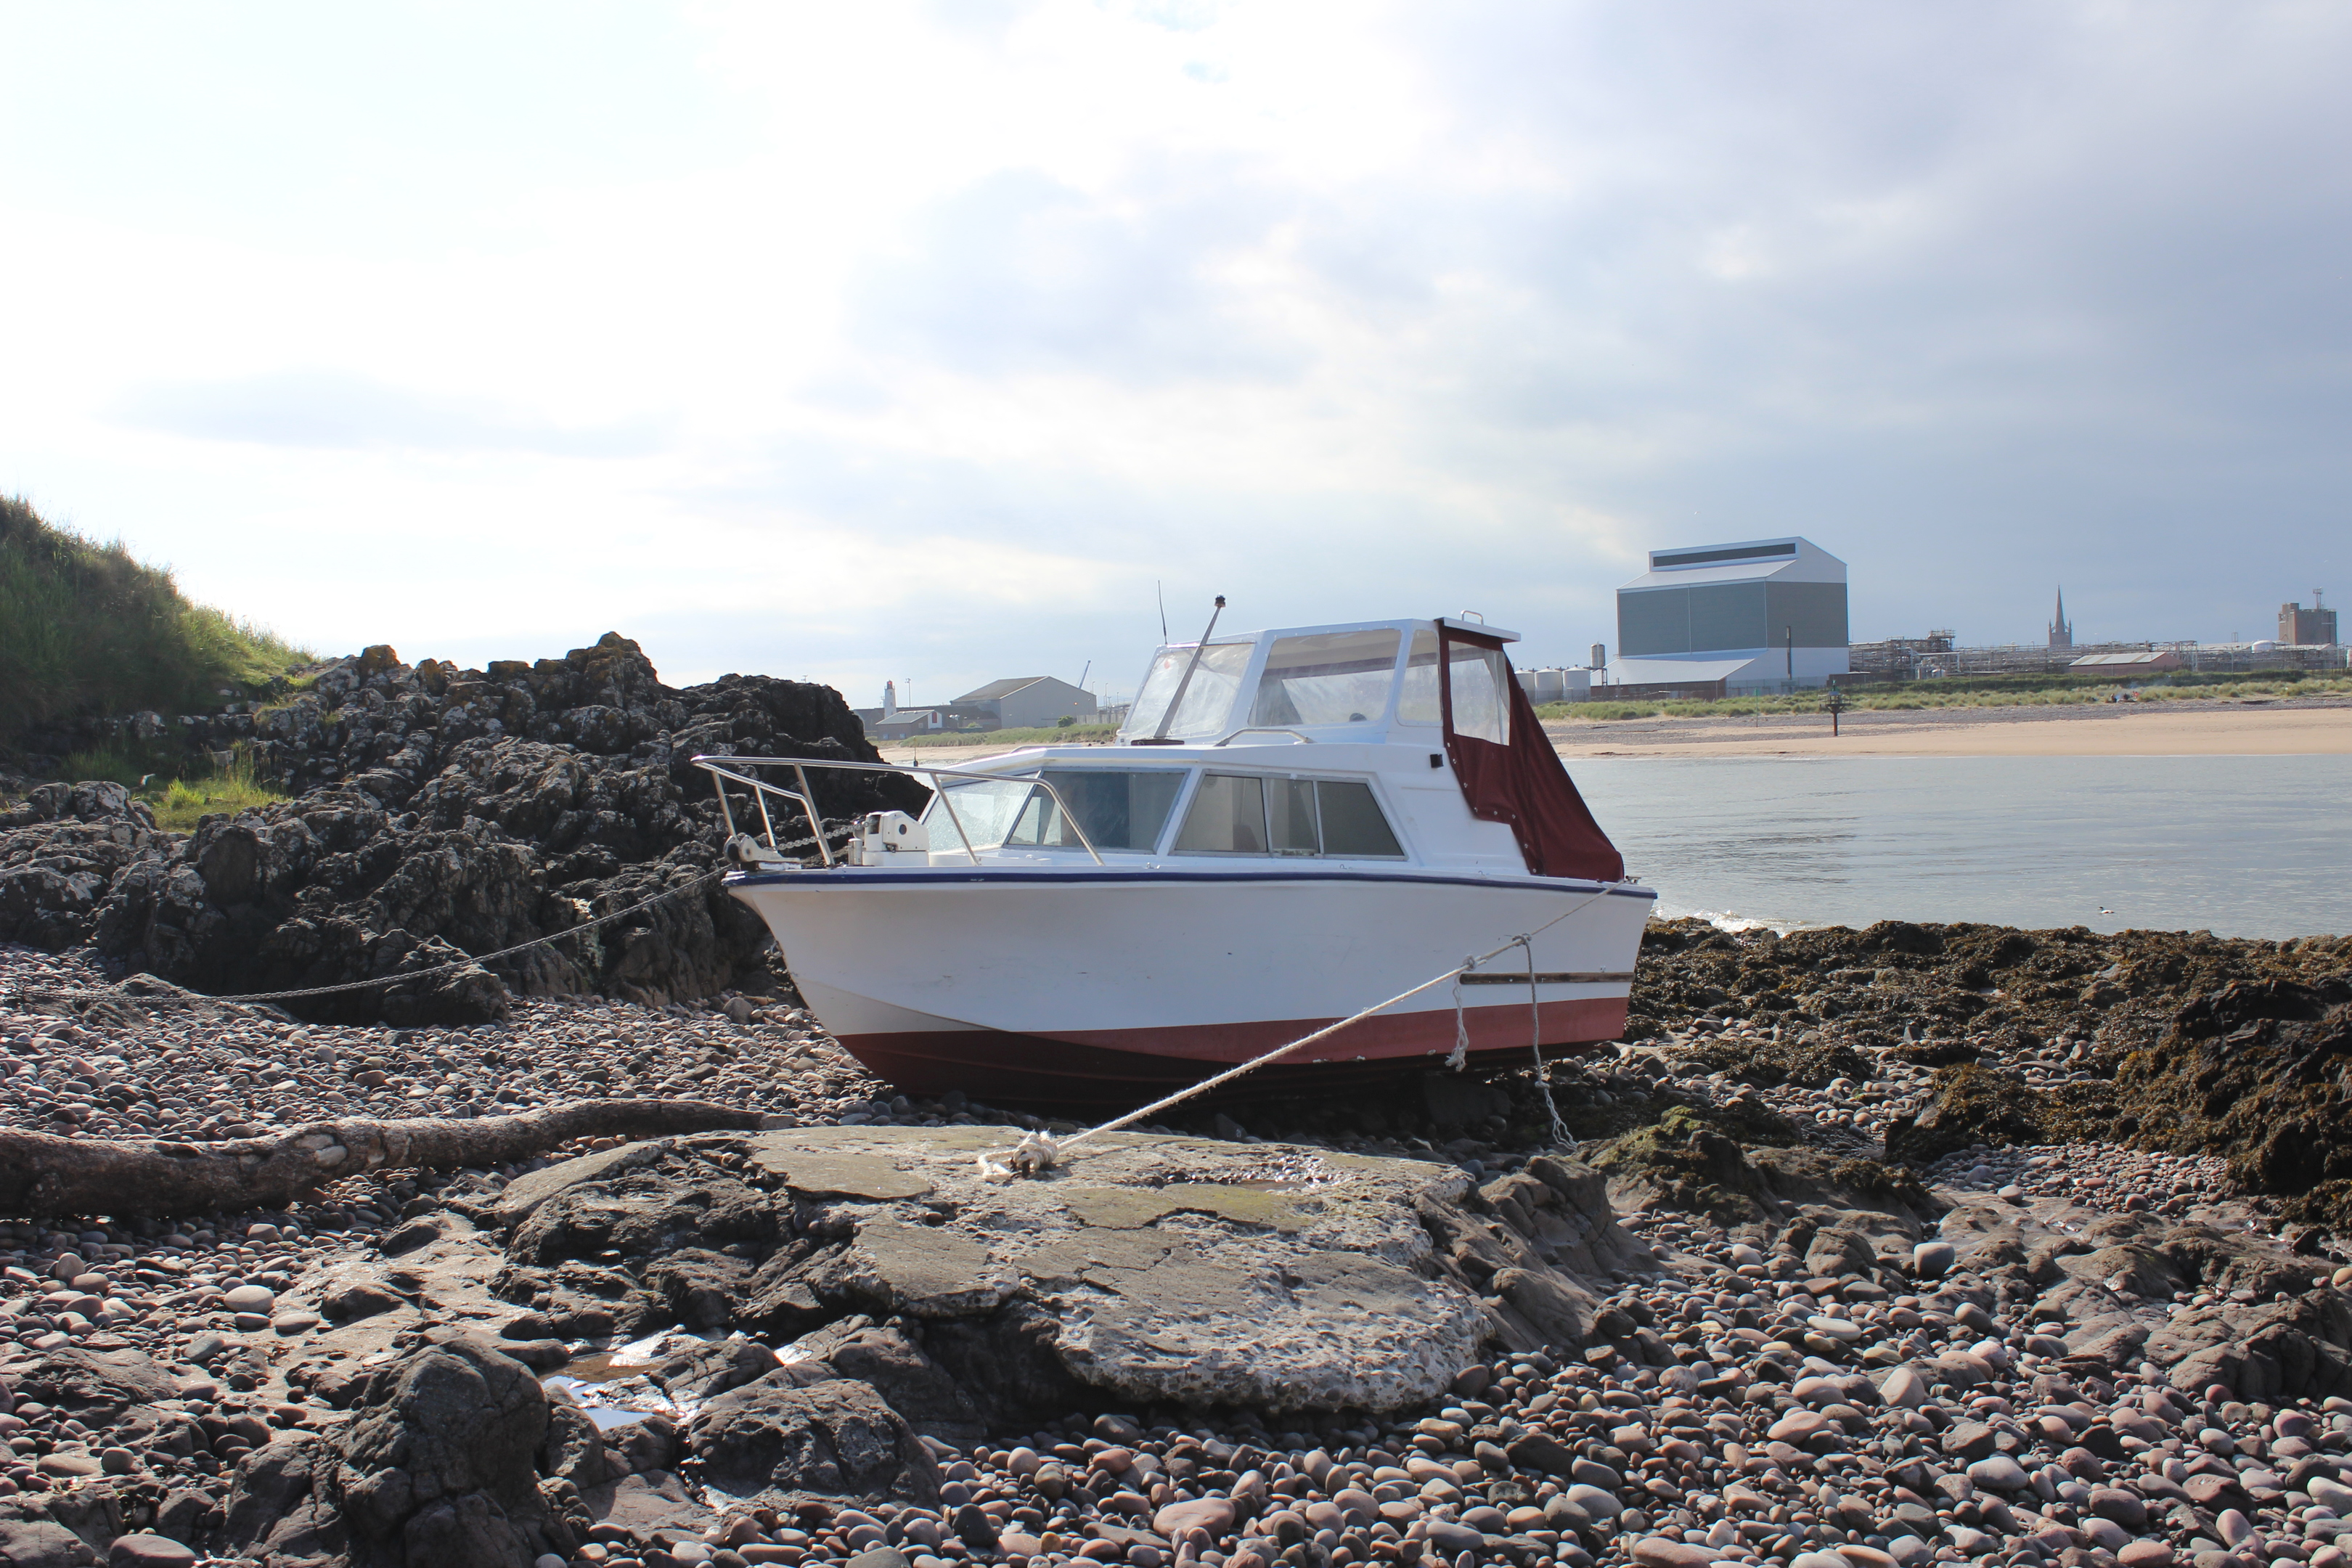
[1517,669,1568,703]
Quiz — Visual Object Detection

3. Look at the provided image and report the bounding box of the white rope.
[1518,934,1575,1151]
[1446,959,1473,1071]
[1001,885,1622,1175]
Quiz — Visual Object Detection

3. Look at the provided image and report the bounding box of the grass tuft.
[0,495,313,737]
[54,738,290,831]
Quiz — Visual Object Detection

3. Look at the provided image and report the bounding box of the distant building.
[2049,588,2073,650]
[1612,536,1849,695]
[2281,598,2338,646]
[854,682,1002,739]
[1849,631,1956,681]
[952,676,1098,730]
[2070,650,2182,676]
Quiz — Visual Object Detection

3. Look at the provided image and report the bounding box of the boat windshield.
[921,769,1185,853]
[1248,628,1400,727]
[1121,640,1254,741]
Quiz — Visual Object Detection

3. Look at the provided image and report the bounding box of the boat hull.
[727,866,1653,1110]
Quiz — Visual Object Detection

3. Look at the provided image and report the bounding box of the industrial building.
[953,676,1098,730]
[2281,598,2339,646]
[855,675,1098,738]
[1609,536,1850,696]
[854,674,1100,739]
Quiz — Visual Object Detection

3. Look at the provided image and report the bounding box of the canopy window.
[1438,626,1625,882]
[1397,629,1443,726]
[1247,628,1402,727]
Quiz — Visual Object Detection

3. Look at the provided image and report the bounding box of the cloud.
[4,0,2350,691]
[113,370,666,457]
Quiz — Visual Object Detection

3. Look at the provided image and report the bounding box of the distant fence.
[1845,641,2348,682]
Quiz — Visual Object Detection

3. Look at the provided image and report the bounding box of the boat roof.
[1112,615,1521,748]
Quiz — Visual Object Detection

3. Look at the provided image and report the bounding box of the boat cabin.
[903,618,1625,885]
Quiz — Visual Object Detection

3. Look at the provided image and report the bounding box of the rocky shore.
[1,634,2350,1568]
[0,908,2348,1568]
[1,636,920,1025]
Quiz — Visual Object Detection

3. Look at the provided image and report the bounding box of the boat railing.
[691,754,1106,869]
[1212,727,1318,746]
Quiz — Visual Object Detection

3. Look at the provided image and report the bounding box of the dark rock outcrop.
[0,783,162,952]
[221,1334,569,1567]
[1,634,923,1024]
[685,1372,942,1506]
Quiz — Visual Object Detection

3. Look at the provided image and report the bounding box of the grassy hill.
[0,495,311,738]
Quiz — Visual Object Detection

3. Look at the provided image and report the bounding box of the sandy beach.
[1548,695,2352,759]
[881,698,2352,766]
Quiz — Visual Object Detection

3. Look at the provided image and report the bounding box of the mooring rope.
[981,885,1620,1179]
[4,865,741,1009]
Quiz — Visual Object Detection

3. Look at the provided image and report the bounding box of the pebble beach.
[5,930,2351,1568]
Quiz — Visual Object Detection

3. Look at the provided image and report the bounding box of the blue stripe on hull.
[726,867,1657,899]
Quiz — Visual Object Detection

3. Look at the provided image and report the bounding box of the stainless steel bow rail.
[693,754,1105,867]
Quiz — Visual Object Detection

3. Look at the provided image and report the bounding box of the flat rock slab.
[501,1126,1498,1413]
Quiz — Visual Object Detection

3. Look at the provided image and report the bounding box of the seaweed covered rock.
[1672,1030,1871,1088]
[1585,1100,1798,1222]
[1882,1063,2051,1164]
[2115,976,2352,1222]
[1629,916,2352,1066]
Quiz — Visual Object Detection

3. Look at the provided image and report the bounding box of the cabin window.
[1174,774,1405,859]
[926,771,1183,852]
[1122,640,1255,740]
[1248,628,1402,728]
[1397,629,1442,725]
[1315,780,1405,857]
[1009,770,1183,852]
[1173,773,1267,854]
[1447,642,1511,745]
[920,777,1036,852]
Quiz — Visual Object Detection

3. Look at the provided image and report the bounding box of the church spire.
[2049,587,2073,650]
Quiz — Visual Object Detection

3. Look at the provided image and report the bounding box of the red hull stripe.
[1026,995,1628,1062]
[834,996,1628,1110]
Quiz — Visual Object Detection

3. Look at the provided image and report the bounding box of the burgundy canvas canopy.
[1437,625,1625,883]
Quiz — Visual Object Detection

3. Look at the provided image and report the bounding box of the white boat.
[701,615,1651,1109]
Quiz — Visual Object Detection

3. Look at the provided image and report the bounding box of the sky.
[2,1,2348,705]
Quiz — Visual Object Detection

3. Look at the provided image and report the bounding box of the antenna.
[1078,659,1091,693]
[1156,581,1168,643]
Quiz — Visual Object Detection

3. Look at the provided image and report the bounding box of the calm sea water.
[1568,755,2351,940]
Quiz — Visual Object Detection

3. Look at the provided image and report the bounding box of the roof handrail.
[1210,727,1318,746]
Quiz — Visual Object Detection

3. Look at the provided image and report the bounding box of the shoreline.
[1549,696,2352,759]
